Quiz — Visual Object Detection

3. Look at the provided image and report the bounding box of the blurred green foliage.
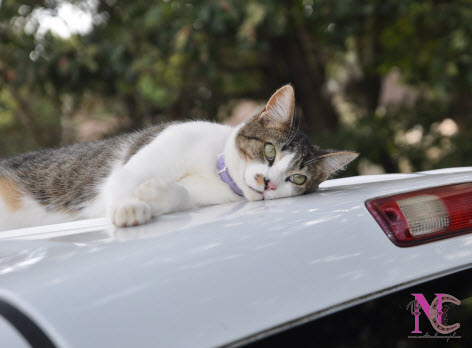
[1,0,471,174]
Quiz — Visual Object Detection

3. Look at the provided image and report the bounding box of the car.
[1,167,472,348]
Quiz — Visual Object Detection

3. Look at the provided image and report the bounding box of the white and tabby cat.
[0,85,358,230]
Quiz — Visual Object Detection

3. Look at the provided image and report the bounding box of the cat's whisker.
[284,115,296,147]
[285,111,300,148]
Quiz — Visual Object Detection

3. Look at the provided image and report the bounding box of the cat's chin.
[243,187,265,201]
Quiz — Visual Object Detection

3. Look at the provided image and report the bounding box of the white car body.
[1,168,472,347]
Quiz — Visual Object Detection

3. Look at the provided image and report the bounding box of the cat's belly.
[0,185,105,231]
[0,194,79,231]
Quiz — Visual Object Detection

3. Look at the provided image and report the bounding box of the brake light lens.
[366,182,472,247]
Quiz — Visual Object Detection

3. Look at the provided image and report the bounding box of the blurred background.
[1,0,471,176]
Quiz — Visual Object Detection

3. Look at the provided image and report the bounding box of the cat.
[0,85,358,231]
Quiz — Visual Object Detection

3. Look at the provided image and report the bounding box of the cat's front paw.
[110,199,152,227]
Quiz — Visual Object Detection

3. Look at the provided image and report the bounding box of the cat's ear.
[258,84,295,128]
[318,151,359,178]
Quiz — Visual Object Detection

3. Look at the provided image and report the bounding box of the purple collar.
[217,153,244,197]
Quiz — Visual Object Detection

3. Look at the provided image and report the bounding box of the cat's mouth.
[246,184,265,200]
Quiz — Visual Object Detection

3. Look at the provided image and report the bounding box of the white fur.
[103,121,245,227]
[0,195,73,230]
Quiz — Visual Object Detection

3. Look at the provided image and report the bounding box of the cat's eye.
[289,174,307,185]
[264,143,276,161]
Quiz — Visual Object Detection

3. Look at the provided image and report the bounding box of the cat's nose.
[264,178,276,191]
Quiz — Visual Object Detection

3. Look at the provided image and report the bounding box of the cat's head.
[233,84,358,201]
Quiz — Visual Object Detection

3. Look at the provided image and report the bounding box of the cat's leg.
[109,178,189,227]
[135,178,191,216]
[105,167,155,227]
[105,128,190,226]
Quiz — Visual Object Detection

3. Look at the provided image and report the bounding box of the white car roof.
[1,169,472,348]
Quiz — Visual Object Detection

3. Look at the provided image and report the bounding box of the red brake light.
[366,182,472,247]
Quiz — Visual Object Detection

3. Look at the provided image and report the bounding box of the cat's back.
[1,139,119,179]
[0,125,165,217]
